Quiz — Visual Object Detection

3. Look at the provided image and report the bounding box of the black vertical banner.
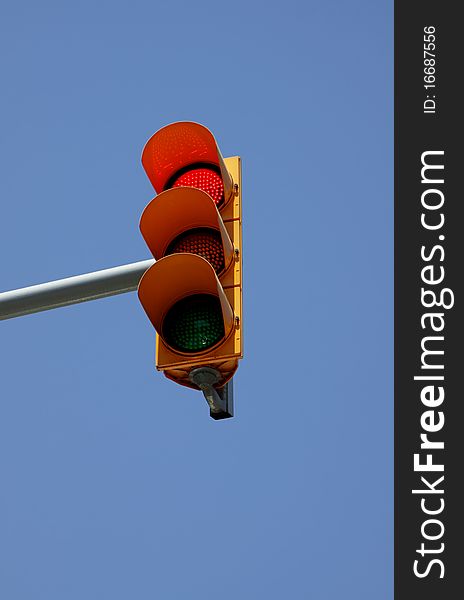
[395,3,463,598]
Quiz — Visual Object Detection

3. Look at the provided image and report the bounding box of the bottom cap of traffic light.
[138,253,241,389]
[189,366,234,420]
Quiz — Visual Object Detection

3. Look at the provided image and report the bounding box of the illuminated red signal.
[141,122,233,205]
[171,166,225,207]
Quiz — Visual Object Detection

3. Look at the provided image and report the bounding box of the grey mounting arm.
[189,367,234,420]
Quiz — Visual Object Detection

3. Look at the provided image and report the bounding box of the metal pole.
[0,259,155,321]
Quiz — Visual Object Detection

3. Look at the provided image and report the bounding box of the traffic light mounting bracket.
[189,367,234,420]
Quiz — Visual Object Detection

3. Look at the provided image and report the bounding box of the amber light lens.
[166,228,225,274]
[172,167,224,207]
[163,294,225,353]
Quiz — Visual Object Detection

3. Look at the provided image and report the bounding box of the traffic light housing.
[138,122,243,413]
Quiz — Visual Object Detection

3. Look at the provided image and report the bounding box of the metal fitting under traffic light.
[138,122,243,418]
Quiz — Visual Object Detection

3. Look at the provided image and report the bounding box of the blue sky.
[0,2,393,598]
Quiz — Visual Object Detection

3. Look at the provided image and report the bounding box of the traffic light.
[138,122,242,418]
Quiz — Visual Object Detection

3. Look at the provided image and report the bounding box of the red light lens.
[172,167,224,207]
[166,228,225,274]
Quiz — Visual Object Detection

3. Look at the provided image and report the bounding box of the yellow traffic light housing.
[138,122,243,416]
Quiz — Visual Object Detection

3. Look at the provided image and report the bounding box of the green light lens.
[163,294,225,353]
